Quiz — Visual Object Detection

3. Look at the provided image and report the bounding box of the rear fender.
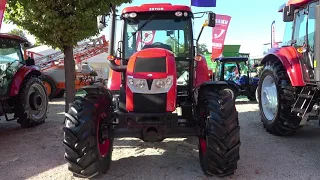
[261,46,305,86]
[76,85,113,102]
[194,81,228,104]
[9,65,41,96]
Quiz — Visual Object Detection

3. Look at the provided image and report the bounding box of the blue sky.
[1,0,288,56]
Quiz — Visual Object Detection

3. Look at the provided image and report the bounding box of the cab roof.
[278,0,312,12]
[0,33,28,43]
[122,3,192,14]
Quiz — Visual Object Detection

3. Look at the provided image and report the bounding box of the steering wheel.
[143,42,173,51]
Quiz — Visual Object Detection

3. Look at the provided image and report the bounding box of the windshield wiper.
[128,14,156,41]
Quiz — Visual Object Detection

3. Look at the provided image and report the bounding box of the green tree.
[4,0,131,112]
[198,43,209,54]
[8,28,27,39]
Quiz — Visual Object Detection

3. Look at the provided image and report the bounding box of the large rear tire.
[258,60,301,135]
[198,88,240,177]
[63,88,114,178]
[40,75,57,100]
[54,89,65,98]
[16,76,48,128]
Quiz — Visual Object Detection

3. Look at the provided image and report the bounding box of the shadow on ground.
[0,98,67,180]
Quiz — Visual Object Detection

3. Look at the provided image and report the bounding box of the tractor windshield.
[123,12,193,59]
[0,38,24,96]
[0,38,24,63]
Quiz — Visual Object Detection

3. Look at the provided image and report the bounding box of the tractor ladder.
[25,35,109,71]
[291,86,318,126]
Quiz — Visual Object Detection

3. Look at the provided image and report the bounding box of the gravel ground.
[1,98,320,180]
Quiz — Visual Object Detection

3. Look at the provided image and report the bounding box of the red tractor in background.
[0,33,48,127]
[63,3,240,178]
[257,0,320,135]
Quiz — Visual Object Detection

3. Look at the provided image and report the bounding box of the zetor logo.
[149,7,164,11]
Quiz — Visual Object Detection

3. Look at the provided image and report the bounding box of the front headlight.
[135,79,146,88]
[128,77,134,85]
[155,79,165,88]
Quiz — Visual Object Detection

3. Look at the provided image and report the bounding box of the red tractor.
[257,0,320,135]
[63,3,240,178]
[0,33,48,127]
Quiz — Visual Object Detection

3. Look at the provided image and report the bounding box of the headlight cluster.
[155,77,172,88]
[127,76,173,91]
[128,77,147,88]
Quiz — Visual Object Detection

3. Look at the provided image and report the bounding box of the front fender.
[261,46,305,87]
[10,65,41,96]
[194,81,229,104]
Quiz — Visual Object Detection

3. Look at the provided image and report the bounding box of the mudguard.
[261,46,305,87]
[9,65,41,96]
[194,81,228,104]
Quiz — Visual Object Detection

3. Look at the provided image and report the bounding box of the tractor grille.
[133,93,166,113]
[134,57,166,73]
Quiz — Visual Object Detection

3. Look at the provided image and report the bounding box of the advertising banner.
[0,0,6,30]
[271,21,279,48]
[211,14,231,61]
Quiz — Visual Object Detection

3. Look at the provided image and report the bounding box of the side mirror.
[207,12,216,27]
[283,5,295,22]
[97,15,107,30]
[23,42,31,48]
[166,30,174,36]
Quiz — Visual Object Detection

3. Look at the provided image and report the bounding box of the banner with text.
[0,0,6,30]
[211,14,231,61]
[271,21,279,48]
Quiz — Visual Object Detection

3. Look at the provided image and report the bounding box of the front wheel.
[16,76,48,128]
[258,60,301,135]
[63,87,114,178]
[198,88,240,177]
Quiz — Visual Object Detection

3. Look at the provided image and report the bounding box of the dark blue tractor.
[213,57,259,101]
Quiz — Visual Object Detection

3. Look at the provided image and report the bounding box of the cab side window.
[293,9,307,47]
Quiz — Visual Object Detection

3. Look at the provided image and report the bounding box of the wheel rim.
[28,83,48,121]
[43,81,52,95]
[97,113,110,157]
[261,75,278,121]
[224,88,235,99]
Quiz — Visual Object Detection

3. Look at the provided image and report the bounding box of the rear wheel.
[16,76,48,128]
[198,88,240,177]
[41,75,57,100]
[258,60,301,135]
[54,89,65,98]
[63,87,113,178]
[222,87,237,101]
[247,87,257,101]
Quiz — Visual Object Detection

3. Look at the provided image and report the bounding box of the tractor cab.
[0,33,33,97]
[281,0,319,83]
[214,57,258,101]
